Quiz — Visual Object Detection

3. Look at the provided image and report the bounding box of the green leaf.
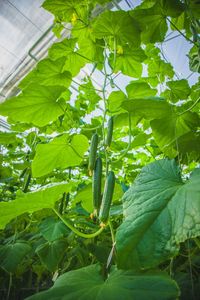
[32,134,89,178]
[188,45,200,73]
[0,85,66,127]
[93,10,141,47]
[0,242,31,273]
[160,0,185,17]
[63,51,88,77]
[74,184,93,212]
[42,0,85,21]
[39,217,68,242]
[151,111,200,157]
[48,38,77,60]
[121,97,171,120]
[0,182,72,229]
[19,58,71,89]
[188,0,200,18]
[148,57,174,81]
[114,56,141,78]
[0,165,12,182]
[77,34,104,69]
[36,239,67,272]
[108,91,127,113]
[114,113,141,128]
[126,81,157,99]
[26,264,180,300]
[131,133,149,148]
[131,5,167,43]
[116,159,200,269]
[136,0,157,9]
[0,132,21,146]
[48,38,87,76]
[165,79,191,102]
[112,47,146,78]
[75,78,101,116]
[176,132,200,162]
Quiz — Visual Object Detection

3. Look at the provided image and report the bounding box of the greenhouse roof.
[0,0,199,131]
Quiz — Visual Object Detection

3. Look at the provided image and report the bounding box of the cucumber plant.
[0,0,200,299]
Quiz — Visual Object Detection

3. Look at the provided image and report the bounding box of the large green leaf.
[0,85,66,127]
[121,97,171,120]
[148,57,174,81]
[160,0,185,17]
[165,79,191,102]
[113,47,146,78]
[36,239,67,272]
[177,132,200,162]
[131,5,167,43]
[114,112,141,128]
[32,134,89,178]
[151,111,200,157]
[0,242,31,273]
[107,91,127,113]
[48,38,87,76]
[188,0,200,18]
[39,217,68,242]
[0,132,21,146]
[26,264,180,300]
[93,10,141,47]
[116,159,200,269]
[63,51,88,77]
[73,29,104,68]
[19,58,71,89]
[42,0,86,21]
[48,38,77,60]
[0,182,72,229]
[126,81,157,98]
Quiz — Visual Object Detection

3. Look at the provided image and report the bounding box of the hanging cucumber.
[59,192,66,215]
[105,117,113,148]
[92,157,102,215]
[88,133,98,176]
[99,171,115,225]
[22,168,31,193]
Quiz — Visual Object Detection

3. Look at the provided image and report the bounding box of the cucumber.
[22,168,31,193]
[92,157,102,212]
[88,133,98,175]
[99,171,115,224]
[105,117,113,148]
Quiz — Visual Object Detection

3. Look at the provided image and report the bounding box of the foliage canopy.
[0,0,200,299]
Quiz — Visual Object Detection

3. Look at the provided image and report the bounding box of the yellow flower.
[71,13,77,26]
[117,45,123,55]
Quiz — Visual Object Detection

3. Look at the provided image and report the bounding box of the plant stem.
[6,273,12,300]
[113,37,117,71]
[53,209,104,239]
[106,220,116,268]
[81,125,102,131]
[102,43,110,175]
[108,219,115,245]
[178,97,200,115]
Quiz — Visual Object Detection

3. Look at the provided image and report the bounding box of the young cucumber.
[88,133,98,175]
[92,157,102,212]
[99,171,115,224]
[105,117,113,148]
